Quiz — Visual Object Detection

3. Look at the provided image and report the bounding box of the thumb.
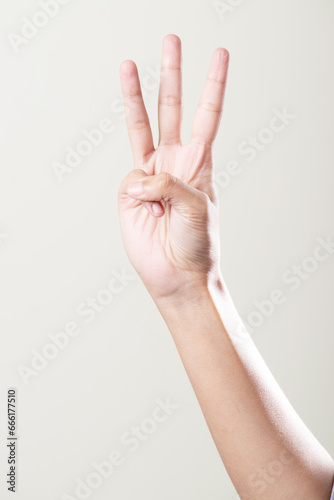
[126,172,209,216]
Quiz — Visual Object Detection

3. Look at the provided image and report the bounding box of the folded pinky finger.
[142,201,165,218]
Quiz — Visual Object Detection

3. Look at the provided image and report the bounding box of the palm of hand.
[118,36,229,298]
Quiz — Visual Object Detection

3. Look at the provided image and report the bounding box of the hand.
[118,35,229,300]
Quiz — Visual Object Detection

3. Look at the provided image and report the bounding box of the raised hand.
[118,35,229,300]
[118,35,334,500]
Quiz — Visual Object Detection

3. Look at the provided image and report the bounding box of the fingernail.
[152,202,164,215]
[127,181,144,196]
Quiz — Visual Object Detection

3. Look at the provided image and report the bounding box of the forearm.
[155,277,334,500]
[119,34,334,499]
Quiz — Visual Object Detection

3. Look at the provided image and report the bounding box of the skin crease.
[118,35,334,499]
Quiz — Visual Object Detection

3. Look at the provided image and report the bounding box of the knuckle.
[207,76,227,87]
[199,101,221,114]
[159,95,182,107]
[157,172,174,191]
[132,168,146,177]
[124,92,142,105]
[123,94,143,111]
[128,119,149,131]
[126,90,142,98]
[159,139,180,146]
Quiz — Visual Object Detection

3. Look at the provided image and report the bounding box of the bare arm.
[155,281,334,499]
[118,34,334,499]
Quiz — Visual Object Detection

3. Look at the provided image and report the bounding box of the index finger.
[190,48,229,146]
[120,60,155,164]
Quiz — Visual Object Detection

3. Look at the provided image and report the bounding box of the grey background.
[0,0,333,499]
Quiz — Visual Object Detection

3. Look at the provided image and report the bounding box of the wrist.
[152,270,225,310]
[152,271,250,346]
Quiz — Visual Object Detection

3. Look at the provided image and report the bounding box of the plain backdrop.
[0,1,333,499]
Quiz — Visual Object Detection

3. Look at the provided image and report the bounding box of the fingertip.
[214,48,229,64]
[163,34,181,49]
[151,202,165,217]
[119,59,137,78]
[208,48,230,82]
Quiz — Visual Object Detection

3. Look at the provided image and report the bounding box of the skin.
[118,34,334,499]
